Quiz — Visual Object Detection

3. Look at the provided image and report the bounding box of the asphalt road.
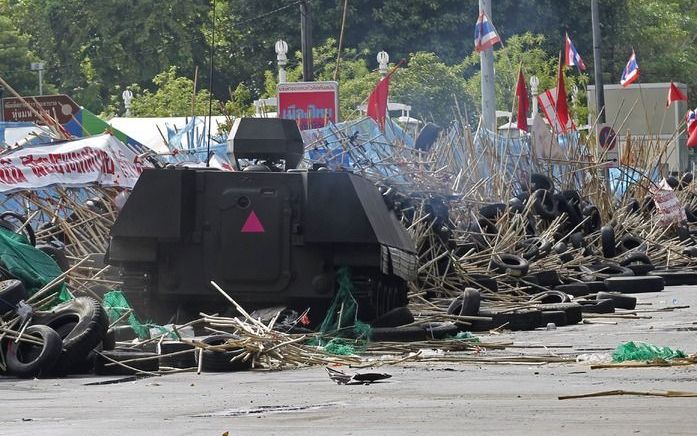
[2,286,697,435]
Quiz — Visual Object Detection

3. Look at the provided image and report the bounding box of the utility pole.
[300,1,313,81]
[479,0,496,132]
[591,0,606,124]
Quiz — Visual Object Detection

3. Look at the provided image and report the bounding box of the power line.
[234,0,304,27]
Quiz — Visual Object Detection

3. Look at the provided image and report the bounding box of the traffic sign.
[598,125,617,150]
[2,94,80,125]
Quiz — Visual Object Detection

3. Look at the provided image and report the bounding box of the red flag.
[515,68,529,132]
[667,82,688,107]
[688,128,697,147]
[366,75,391,130]
[555,52,571,133]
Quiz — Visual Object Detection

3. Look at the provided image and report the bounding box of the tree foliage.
[129,67,220,117]
[0,0,695,124]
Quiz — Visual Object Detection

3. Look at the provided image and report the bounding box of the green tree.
[130,67,220,117]
[0,15,41,95]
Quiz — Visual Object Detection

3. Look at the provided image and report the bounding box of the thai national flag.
[474,12,501,53]
[564,33,586,71]
[687,109,697,147]
[620,49,640,87]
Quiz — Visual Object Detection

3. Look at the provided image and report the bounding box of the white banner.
[651,178,687,227]
[0,134,148,192]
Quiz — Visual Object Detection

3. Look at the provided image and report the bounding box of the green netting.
[0,227,66,296]
[612,341,686,362]
[309,267,372,352]
[450,331,480,342]
[102,290,151,339]
[323,338,357,355]
[316,267,372,340]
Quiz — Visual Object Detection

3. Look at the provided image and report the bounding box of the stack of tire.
[1,283,111,378]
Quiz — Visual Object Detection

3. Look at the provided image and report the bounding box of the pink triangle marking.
[241,210,265,233]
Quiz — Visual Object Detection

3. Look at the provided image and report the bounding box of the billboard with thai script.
[277,81,338,130]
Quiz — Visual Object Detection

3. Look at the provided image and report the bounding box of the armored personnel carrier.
[107,118,416,323]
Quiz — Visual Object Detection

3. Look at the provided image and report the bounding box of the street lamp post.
[530,75,539,116]
[275,40,288,83]
[30,62,45,96]
[122,89,133,116]
[377,51,389,78]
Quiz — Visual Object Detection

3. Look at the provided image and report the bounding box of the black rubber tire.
[472,309,542,332]
[681,172,693,189]
[604,276,665,293]
[0,279,27,315]
[32,297,109,375]
[36,244,70,272]
[677,224,691,242]
[561,190,582,209]
[582,206,602,234]
[683,246,697,258]
[94,350,159,375]
[103,328,116,351]
[196,335,253,372]
[159,341,196,369]
[577,298,615,314]
[6,325,62,378]
[519,237,552,261]
[479,203,507,220]
[530,173,554,192]
[424,322,459,339]
[555,194,582,228]
[626,263,655,276]
[583,280,607,293]
[508,197,524,213]
[619,252,652,267]
[529,290,570,304]
[490,253,529,277]
[370,326,427,342]
[586,263,634,279]
[617,235,644,253]
[531,189,559,220]
[601,226,616,258]
[569,232,586,250]
[530,270,562,287]
[596,292,637,310]
[685,207,697,223]
[553,242,574,263]
[554,283,590,297]
[447,288,481,317]
[533,303,583,325]
[648,270,697,286]
[540,310,567,327]
[0,211,36,246]
[466,274,498,292]
[372,306,414,328]
[666,175,680,189]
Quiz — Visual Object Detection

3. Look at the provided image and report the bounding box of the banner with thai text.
[0,134,147,192]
